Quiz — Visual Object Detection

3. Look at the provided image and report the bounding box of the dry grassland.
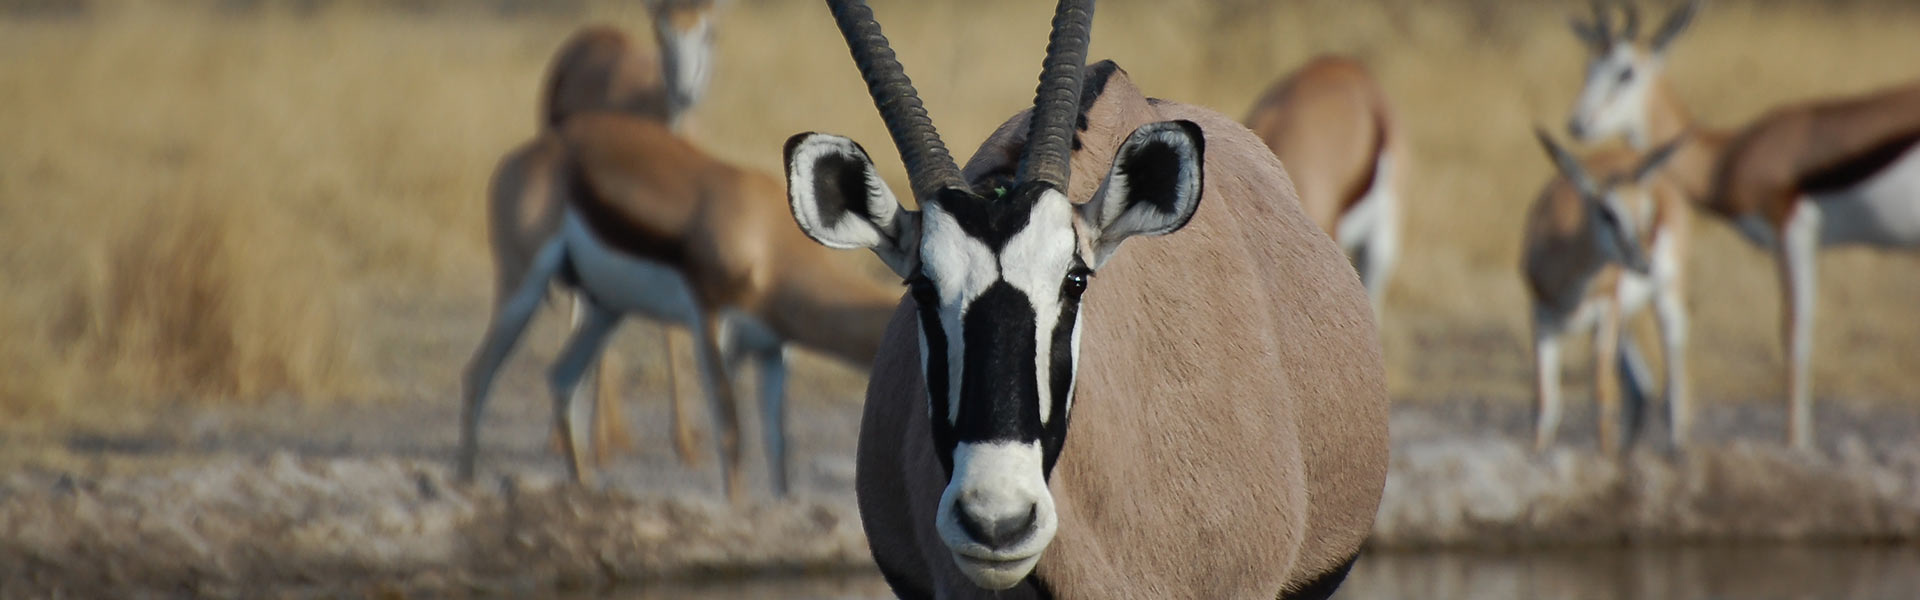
[1,0,1916,426]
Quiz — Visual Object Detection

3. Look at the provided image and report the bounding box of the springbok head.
[647,0,717,117]
[1566,0,1700,145]
[783,0,1204,590]
[1536,127,1684,275]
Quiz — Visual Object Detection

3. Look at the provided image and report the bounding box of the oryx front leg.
[1653,283,1692,449]
[459,239,566,483]
[1532,311,1566,451]
[548,297,624,485]
[1779,202,1822,451]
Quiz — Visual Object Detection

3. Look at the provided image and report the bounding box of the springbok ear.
[784,133,921,277]
[1568,17,1606,52]
[1078,120,1205,268]
[1633,135,1688,182]
[1651,0,1701,56]
[1534,126,1600,198]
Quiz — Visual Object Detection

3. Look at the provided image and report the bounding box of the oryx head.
[782,0,1204,590]
[1566,0,1700,146]
[1536,127,1684,275]
[646,0,716,121]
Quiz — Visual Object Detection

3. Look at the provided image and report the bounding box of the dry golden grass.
[1,0,1915,423]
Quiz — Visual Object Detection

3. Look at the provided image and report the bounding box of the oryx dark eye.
[1616,68,1634,84]
[1062,268,1091,298]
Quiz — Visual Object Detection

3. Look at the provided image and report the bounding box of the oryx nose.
[956,499,1038,549]
[1567,118,1588,140]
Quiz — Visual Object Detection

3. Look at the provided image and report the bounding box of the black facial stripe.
[934,186,1039,250]
[911,279,957,476]
[1041,264,1087,474]
[955,282,1042,445]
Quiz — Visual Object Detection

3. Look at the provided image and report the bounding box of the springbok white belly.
[560,209,703,326]
[1334,153,1395,253]
[1811,145,1920,248]
[1615,229,1681,316]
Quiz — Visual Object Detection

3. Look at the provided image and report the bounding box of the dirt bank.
[7,398,1920,597]
[0,454,869,598]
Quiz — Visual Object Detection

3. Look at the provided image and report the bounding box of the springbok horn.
[1620,2,1641,41]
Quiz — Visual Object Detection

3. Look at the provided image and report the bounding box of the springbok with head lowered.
[1572,0,1920,450]
[1524,129,1689,453]
[481,0,721,474]
[783,0,1387,596]
[1243,55,1405,315]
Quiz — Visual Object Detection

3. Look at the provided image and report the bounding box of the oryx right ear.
[784,133,922,277]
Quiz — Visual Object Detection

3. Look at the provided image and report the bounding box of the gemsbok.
[782,0,1388,597]
[462,113,903,500]
[1243,55,1405,314]
[1524,128,1689,453]
[1570,0,1920,450]
[481,0,718,473]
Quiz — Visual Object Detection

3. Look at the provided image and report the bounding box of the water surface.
[610,544,1920,599]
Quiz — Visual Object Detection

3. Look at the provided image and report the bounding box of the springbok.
[782,0,1387,596]
[461,113,902,499]
[1243,55,1405,314]
[1524,128,1689,453]
[543,0,716,131]
[482,0,718,472]
[1571,0,1920,450]
[1704,81,1920,451]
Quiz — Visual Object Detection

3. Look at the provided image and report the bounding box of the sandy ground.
[8,366,1920,598]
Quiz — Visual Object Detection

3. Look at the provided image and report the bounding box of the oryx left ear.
[784,132,921,277]
[1078,120,1205,267]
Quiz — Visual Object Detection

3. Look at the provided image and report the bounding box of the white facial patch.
[919,203,1001,425]
[661,16,714,110]
[1574,43,1654,144]
[936,440,1060,590]
[999,191,1079,425]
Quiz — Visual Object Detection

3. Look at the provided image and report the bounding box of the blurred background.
[1,0,1917,598]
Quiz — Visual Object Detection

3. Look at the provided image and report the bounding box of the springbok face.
[1565,0,1699,145]
[781,1,1204,589]
[1536,128,1685,274]
[648,0,715,116]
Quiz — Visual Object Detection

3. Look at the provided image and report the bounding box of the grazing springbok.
[483,0,717,471]
[1243,55,1405,314]
[1524,128,1689,453]
[462,113,902,499]
[782,0,1387,596]
[1571,0,1920,450]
